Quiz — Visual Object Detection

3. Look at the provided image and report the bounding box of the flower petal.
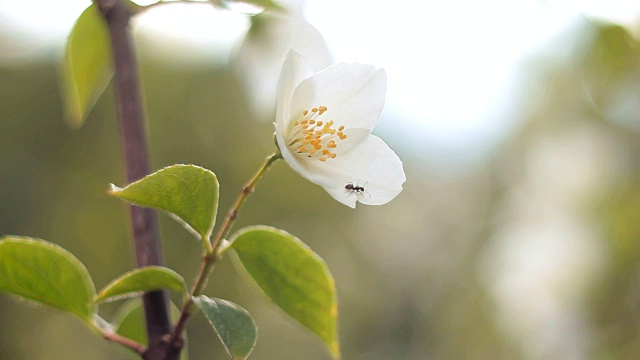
[307,135,405,207]
[275,129,318,184]
[234,13,331,120]
[276,127,371,191]
[276,49,315,131]
[289,62,386,131]
[329,127,370,155]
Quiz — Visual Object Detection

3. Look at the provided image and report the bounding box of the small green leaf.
[225,226,340,359]
[61,3,113,128]
[113,299,190,360]
[0,236,96,322]
[110,165,219,243]
[95,266,188,303]
[193,296,257,360]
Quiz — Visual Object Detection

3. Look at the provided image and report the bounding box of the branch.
[96,1,178,359]
[104,331,147,355]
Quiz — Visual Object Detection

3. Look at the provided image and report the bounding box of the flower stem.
[210,151,282,253]
[166,152,282,354]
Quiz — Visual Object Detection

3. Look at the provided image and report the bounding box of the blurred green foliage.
[2,11,640,360]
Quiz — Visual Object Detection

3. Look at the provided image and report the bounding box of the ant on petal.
[345,180,370,198]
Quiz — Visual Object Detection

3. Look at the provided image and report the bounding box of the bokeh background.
[2,0,640,359]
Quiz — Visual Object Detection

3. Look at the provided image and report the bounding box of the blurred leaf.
[193,295,257,360]
[580,22,640,115]
[225,226,340,359]
[593,183,640,273]
[113,299,190,360]
[110,165,219,243]
[61,3,113,128]
[0,236,96,322]
[583,23,640,80]
[95,266,187,303]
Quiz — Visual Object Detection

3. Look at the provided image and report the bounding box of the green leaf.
[193,296,257,360]
[0,236,96,322]
[113,299,190,360]
[95,266,188,303]
[61,3,113,128]
[225,226,340,359]
[110,164,219,243]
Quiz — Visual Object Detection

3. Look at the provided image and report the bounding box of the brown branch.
[103,331,147,355]
[96,0,178,359]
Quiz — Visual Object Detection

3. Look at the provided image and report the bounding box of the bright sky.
[307,0,555,169]
[1,0,638,171]
[305,0,639,170]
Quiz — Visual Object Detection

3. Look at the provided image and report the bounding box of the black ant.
[345,181,370,198]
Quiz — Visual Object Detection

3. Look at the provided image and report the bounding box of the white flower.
[274,50,406,208]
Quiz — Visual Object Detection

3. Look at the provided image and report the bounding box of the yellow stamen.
[288,105,348,162]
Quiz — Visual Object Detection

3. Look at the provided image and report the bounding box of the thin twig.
[104,331,147,355]
[166,153,281,354]
[210,152,282,252]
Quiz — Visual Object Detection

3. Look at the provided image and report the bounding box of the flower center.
[287,105,347,162]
